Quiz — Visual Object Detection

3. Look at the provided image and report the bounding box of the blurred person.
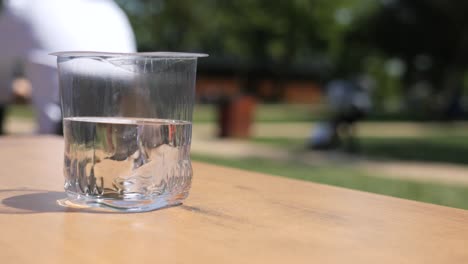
[308,77,372,152]
[0,0,136,134]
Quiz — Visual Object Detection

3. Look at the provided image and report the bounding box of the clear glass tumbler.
[52,51,207,212]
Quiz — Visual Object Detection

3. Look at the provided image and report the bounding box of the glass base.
[57,192,188,212]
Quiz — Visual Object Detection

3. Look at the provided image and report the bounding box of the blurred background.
[3,0,468,209]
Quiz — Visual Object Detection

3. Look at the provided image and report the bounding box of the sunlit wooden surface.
[0,136,468,263]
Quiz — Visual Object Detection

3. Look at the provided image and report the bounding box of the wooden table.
[0,136,468,263]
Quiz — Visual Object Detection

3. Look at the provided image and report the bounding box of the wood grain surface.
[0,136,468,263]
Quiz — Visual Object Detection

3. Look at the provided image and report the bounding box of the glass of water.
[52,51,207,212]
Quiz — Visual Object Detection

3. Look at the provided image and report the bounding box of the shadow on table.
[0,189,124,214]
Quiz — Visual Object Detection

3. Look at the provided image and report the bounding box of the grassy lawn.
[193,154,468,210]
[193,103,319,123]
[11,102,461,125]
[6,104,35,119]
[359,136,468,165]
[6,103,319,123]
[252,134,468,165]
[9,102,468,124]
[193,103,468,123]
[241,127,468,209]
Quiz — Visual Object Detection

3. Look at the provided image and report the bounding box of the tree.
[359,0,468,118]
[116,0,377,92]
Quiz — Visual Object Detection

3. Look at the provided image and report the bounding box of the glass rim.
[49,51,208,58]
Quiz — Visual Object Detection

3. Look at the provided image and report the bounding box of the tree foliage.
[116,0,468,116]
[116,0,376,74]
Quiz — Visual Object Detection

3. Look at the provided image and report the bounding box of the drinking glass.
[52,51,207,212]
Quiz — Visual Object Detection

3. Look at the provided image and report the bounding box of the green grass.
[193,104,217,122]
[9,102,466,124]
[252,135,468,165]
[255,104,320,122]
[193,154,468,210]
[8,104,318,123]
[7,104,35,119]
[10,102,453,124]
[252,137,305,148]
[6,103,318,123]
[193,103,464,123]
[193,103,319,123]
[5,103,316,123]
[360,136,468,165]
[247,133,468,209]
